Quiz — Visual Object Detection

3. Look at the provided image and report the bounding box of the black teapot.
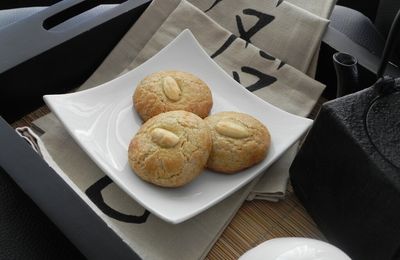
[289,9,400,260]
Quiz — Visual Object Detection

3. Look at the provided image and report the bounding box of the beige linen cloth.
[79,0,332,92]
[189,0,328,73]
[30,0,335,259]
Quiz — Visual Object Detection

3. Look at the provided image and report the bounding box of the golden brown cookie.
[128,110,212,187]
[133,71,213,121]
[204,112,271,173]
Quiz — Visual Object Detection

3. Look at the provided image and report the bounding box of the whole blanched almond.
[162,76,181,101]
[151,128,180,148]
[215,120,251,139]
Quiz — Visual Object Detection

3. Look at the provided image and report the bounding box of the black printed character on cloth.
[86,176,150,223]
[205,0,284,13]
[204,0,223,12]
[236,9,275,47]
[204,1,285,91]
[205,2,277,47]
[233,67,277,92]
[211,35,280,91]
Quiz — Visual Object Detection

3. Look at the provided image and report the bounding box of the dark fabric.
[330,5,385,56]
[374,0,400,66]
[375,0,400,37]
[336,0,380,21]
[0,167,85,260]
[290,82,400,260]
[330,4,400,70]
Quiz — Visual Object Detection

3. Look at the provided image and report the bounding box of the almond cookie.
[128,110,212,187]
[205,112,271,173]
[133,71,213,121]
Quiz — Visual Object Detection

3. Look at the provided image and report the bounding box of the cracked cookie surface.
[205,112,271,174]
[128,111,212,187]
[133,71,213,121]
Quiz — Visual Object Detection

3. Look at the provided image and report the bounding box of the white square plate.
[44,30,312,224]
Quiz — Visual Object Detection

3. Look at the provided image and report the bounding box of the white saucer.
[239,237,351,260]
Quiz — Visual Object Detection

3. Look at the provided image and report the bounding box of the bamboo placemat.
[11,100,326,260]
[206,184,325,259]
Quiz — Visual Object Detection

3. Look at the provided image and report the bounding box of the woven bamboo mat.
[11,101,326,259]
[206,184,325,259]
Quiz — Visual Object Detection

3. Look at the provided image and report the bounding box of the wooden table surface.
[12,100,326,260]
